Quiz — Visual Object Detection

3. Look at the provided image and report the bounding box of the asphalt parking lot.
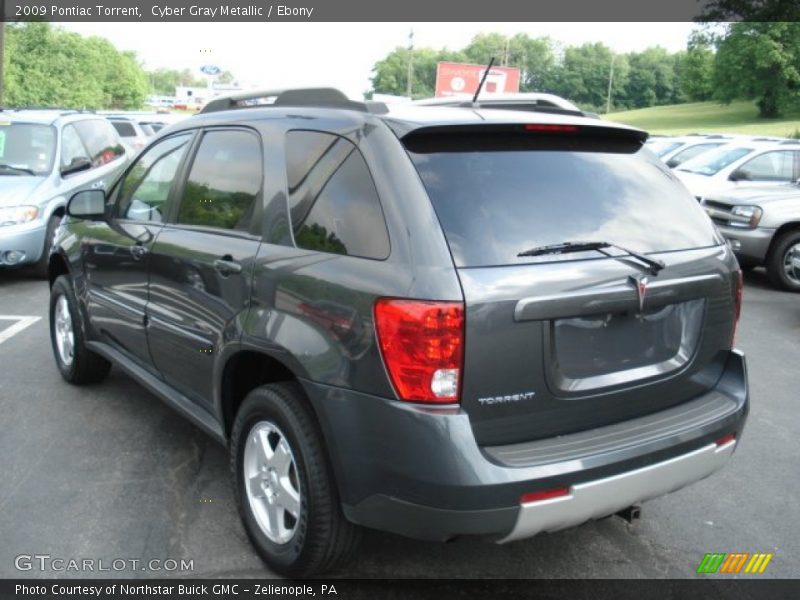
[0,268,798,579]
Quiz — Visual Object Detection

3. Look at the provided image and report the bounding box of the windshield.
[408,144,719,268]
[678,146,753,176]
[646,140,684,158]
[0,123,56,176]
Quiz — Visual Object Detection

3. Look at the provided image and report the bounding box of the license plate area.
[546,299,705,394]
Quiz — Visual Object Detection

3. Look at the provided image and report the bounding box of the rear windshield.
[408,144,719,268]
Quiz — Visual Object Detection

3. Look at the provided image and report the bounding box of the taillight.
[524,124,579,133]
[715,433,736,447]
[374,299,464,404]
[731,270,743,347]
[520,487,571,504]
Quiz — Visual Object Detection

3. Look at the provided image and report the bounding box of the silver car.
[702,181,800,291]
[0,110,128,276]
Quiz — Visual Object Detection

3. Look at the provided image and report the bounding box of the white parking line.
[0,316,42,345]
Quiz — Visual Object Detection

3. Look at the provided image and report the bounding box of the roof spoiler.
[199,87,388,115]
[401,123,649,154]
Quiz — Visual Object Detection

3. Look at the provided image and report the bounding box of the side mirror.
[60,157,92,177]
[67,189,106,220]
[666,158,681,168]
[729,169,750,182]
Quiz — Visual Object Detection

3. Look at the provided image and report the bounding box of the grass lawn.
[604,100,800,138]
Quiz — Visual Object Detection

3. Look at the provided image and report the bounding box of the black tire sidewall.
[232,387,317,572]
[49,276,80,381]
[769,231,800,292]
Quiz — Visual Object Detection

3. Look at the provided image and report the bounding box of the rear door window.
[407,133,719,268]
[285,131,389,259]
[73,119,125,166]
[175,129,262,232]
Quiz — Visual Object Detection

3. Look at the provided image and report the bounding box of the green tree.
[680,33,715,101]
[549,43,629,112]
[463,33,556,92]
[370,47,466,98]
[713,22,800,117]
[4,22,148,109]
[626,47,677,108]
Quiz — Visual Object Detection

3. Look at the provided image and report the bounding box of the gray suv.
[48,88,748,576]
[0,110,128,276]
[702,182,800,291]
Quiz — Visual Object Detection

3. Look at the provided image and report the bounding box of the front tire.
[50,275,111,384]
[766,230,800,292]
[230,383,361,576]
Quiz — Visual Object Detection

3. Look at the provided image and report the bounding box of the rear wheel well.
[767,221,800,260]
[221,351,298,438]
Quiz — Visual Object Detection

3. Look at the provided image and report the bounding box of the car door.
[146,128,263,408]
[83,132,194,368]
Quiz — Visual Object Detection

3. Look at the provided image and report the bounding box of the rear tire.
[34,214,61,278]
[49,275,111,384]
[230,382,361,576]
[766,230,800,292]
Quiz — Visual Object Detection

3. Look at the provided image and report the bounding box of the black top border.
[1,0,798,23]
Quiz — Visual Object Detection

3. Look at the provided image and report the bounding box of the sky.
[61,22,698,98]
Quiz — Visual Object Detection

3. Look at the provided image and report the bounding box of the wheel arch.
[219,349,306,441]
[766,221,800,261]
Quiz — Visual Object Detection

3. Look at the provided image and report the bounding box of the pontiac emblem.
[629,274,649,312]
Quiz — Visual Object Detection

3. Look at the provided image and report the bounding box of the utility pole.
[406,29,414,99]
[605,54,615,114]
[0,23,5,106]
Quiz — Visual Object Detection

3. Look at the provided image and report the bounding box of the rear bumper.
[302,350,748,542]
[716,225,774,265]
[501,437,735,542]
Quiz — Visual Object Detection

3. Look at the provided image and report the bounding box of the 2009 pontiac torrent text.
[48,88,748,576]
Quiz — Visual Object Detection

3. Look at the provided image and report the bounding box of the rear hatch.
[404,123,738,446]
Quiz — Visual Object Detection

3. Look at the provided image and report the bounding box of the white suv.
[675,139,800,200]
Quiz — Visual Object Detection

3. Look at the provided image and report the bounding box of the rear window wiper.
[517,241,665,275]
[0,163,36,176]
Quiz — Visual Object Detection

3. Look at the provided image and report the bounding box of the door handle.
[214,257,243,276]
[130,245,148,259]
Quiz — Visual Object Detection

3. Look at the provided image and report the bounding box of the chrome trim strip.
[514,273,723,321]
[497,440,735,543]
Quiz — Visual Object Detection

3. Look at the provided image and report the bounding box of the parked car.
[106,116,150,153]
[655,135,734,168]
[48,88,748,576]
[702,182,800,291]
[414,92,596,117]
[675,139,800,200]
[0,109,128,276]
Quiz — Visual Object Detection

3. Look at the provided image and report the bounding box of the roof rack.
[0,107,94,116]
[779,139,800,145]
[200,87,388,115]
